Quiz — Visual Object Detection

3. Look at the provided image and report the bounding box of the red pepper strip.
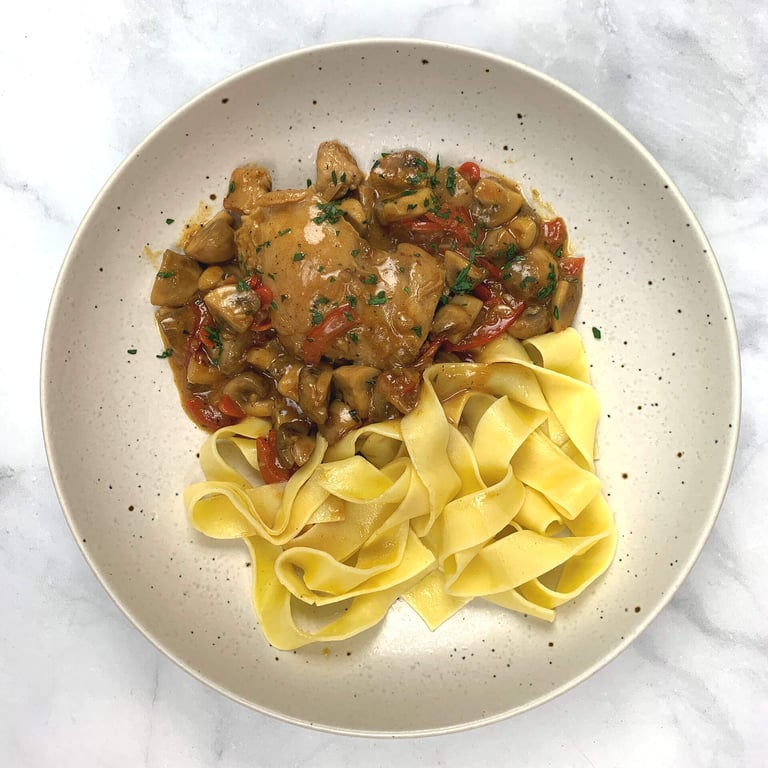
[250,317,273,332]
[472,281,502,307]
[414,336,447,368]
[255,430,293,484]
[423,207,472,246]
[474,256,501,280]
[302,303,359,365]
[443,301,527,353]
[217,394,246,419]
[457,161,481,185]
[559,256,585,277]
[247,275,275,306]
[543,217,567,248]
[185,395,236,430]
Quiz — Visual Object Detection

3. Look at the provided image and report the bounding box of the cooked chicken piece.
[315,141,364,201]
[235,192,445,368]
[223,165,273,214]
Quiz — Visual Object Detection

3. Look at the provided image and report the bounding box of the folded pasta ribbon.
[184,328,616,649]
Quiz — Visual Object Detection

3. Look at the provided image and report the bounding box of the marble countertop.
[2,1,766,765]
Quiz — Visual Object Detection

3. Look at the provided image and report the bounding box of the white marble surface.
[2,1,766,764]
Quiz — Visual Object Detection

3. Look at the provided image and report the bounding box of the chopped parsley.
[165,218,175,225]
[403,285,411,295]
[592,326,602,339]
[367,290,387,306]
[127,348,137,355]
[345,295,358,308]
[277,228,292,237]
[372,158,380,170]
[554,245,564,258]
[156,271,176,278]
[312,200,345,225]
[450,265,475,294]
[293,251,305,262]
[340,172,347,183]
[412,157,428,171]
[228,181,236,194]
[331,170,338,185]
[255,240,271,253]
[204,326,222,350]
[310,309,324,326]
[156,348,173,359]
[350,249,360,257]
[306,178,312,188]
[411,325,423,338]
[314,296,330,304]
[269,300,278,311]
[348,331,359,344]
[553,306,560,320]
[536,263,557,299]
[445,166,457,196]
[236,278,250,291]
[343,311,354,322]
[362,274,377,285]
[520,275,538,290]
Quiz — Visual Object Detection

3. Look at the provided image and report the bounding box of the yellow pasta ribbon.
[184,329,616,649]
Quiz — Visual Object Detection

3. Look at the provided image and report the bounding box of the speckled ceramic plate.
[41,40,740,736]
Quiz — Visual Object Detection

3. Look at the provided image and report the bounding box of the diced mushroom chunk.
[150,250,202,307]
[297,365,333,426]
[203,284,261,333]
[224,165,273,214]
[332,365,380,420]
[551,278,583,332]
[472,178,523,227]
[184,211,236,264]
[368,150,430,194]
[430,295,484,344]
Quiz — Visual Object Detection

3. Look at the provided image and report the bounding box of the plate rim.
[40,37,742,737]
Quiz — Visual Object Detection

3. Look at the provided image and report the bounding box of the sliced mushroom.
[223,165,273,214]
[373,368,422,416]
[186,356,223,386]
[275,362,303,402]
[197,265,224,291]
[155,305,195,358]
[444,250,486,291]
[430,295,484,344]
[321,400,362,444]
[332,365,380,421]
[245,343,281,371]
[374,190,432,225]
[472,178,523,227]
[150,250,202,307]
[203,284,261,333]
[500,246,558,303]
[217,331,254,377]
[551,278,583,331]
[315,140,364,200]
[508,304,552,339]
[221,371,273,416]
[355,184,377,229]
[297,365,333,425]
[184,211,236,265]
[434,166,474,208]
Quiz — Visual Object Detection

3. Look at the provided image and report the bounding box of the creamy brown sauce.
[150,142,583,481]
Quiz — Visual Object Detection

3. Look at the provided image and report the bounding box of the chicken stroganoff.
[151,143,614,649]
[151,142,585,482]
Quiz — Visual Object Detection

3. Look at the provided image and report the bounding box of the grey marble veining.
[2,1,766,765]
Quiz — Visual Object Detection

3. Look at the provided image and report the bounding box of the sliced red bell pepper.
[457,161,481,185]
[185,395,237,430]
[217,394,246,419]
[414,336,447,368]
[559,256,585,277]
[474,256,501,280]
[302,302,359,365]
[256,430,293,484]
[543,217,567,248]
[247,275,275,306]
[399,206,474,249]
[443,301,527,353]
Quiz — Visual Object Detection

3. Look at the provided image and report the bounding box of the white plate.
[41,40,740,736]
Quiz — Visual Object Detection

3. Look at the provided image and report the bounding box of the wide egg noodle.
[184,329,616,649]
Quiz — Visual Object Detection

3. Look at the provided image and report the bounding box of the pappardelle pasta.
[184,330,615,650]
[153,143,615,649]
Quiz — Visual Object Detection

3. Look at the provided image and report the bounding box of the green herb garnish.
[312,200,345,225]
[362,274,377,285]
[156,271,176,278]
[228,181,235,194]
[156,348,173,359]
[592,326,602,339]
[367,290,387,306]
[310,309,324,325]
[127,349,137,355]
[445,166,457,196]
[411,325,423,338]
[345,295,358,308]
[165,218,174,225]
[536,263,557,299]
[348,331,359,344]
[293,252,305,262]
